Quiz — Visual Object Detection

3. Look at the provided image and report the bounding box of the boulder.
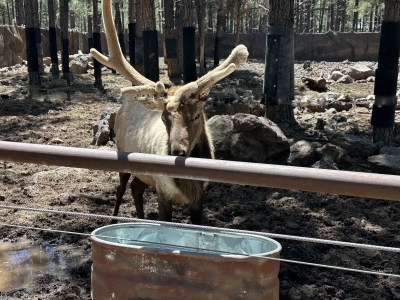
[287,140,318,167]
[69,54,89,74]
[327,101,352,112]
[207,115,233,159]
[348,65,374,80]
[329,71,344,81]
[231,132,267,163]
[207,114,289,162]
[305,97,326,113]
[368,154,400,175]
[312,156,339,170]
[332,134,380,158]
[315,143,352,168]
[91,107,118,146]
[336,75,353,83]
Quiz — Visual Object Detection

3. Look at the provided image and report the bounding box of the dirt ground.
[0,58,399,300]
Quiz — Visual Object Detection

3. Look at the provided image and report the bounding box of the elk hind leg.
[189,199,203,225]
[111,172,131,224]
[131,176,148,219]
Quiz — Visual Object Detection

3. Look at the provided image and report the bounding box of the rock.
[207,115,233,159]
[232,113,264,131]
[331,114,347,123]
[288,287,302,300]
[314,118,326,130]
[332,134,380,158]
[379,146,400,155]
[336,94,352,102]
[336,75,353,83]
[319,92,341,99]
[287,140,318,166]
[354,98,371,108]
[329,71,344,81]
[231,132,267,163]
[348,64,374,80]
[50,78,68,87]
[208,114,289,162]
[254,119,290,159]
[366,76,375,82]
[312,156,339,170]
[69,54,89,74]
[315,143,352,168]
[221,86,238,101]
[49,138,64,144]
[43,57,51,66]
[327,101,352,112]
[44,92,69,102]
[326,108,337,114]
[303,61,311,69]
[302,76,327,91]
[301,114,313,121]
[305,97,326,113]
[368,154,400,175]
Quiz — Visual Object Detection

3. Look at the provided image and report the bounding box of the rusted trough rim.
[0,141,399,202]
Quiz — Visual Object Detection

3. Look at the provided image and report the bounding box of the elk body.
[91,0,248,224]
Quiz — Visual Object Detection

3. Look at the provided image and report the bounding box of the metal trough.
[91,223,282,300]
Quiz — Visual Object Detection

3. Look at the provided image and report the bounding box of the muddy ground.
[0,58,399,300]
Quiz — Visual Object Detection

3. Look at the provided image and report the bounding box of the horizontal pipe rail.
[0,141,399,202]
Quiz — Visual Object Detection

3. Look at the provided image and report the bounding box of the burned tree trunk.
[48,0,59,77]
[182,0,196,83]
[60,0,70,83]
[164,0,180,77]
[371,0,400,145]
[195,0,206,76]
[264,0,296,125]
[16,0,24,25]
[92,0,103,89]
[24,0,40,85]
[128,0,136,67]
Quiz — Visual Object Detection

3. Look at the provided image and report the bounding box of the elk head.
[91,0,249,157]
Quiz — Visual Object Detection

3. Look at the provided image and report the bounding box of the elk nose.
[171,150,186,157]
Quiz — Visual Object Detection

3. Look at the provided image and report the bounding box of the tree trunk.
[195,0,206,76]
[175,0,184,75]
[305,0,311,33]
[182,0,196,82]
[60,0,69,83]
[340,0,347,32]
[48,0,59,77]
[164,0,180,77]
[24,0,40,85]
[214,1,225,66]
[15,0,24,25]
[372,0,400,146]
[234,0,242,46]
[93,0,102,88]
[135,0,159,81]
[319,0,326,33]
[265,0,296,125]
[128,0,136,67]
[353,0,359,32]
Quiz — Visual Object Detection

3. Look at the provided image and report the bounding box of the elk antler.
[90,0,166,98]
[172,44,249,106]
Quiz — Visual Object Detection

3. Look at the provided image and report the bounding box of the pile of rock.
[328,64,376,83]
[207,113,290,163]
[204,86,265,118]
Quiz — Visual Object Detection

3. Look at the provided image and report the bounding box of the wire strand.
[1,223,399,279]
[1,204,400,254]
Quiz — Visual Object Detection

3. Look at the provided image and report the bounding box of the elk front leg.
[131,176,148,219]
[157,196,173,222]
[189,199,203,225]
[111,172,131,224]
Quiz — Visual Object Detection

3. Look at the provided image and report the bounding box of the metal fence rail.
[0,141,399,202]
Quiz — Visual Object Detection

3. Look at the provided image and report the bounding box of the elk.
[91,0,248,224]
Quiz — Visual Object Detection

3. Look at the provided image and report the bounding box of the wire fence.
[0,141,400,283]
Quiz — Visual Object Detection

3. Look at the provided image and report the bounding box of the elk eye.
[195,114,200,120]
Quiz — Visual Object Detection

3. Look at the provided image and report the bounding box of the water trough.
[91,222,282,300]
